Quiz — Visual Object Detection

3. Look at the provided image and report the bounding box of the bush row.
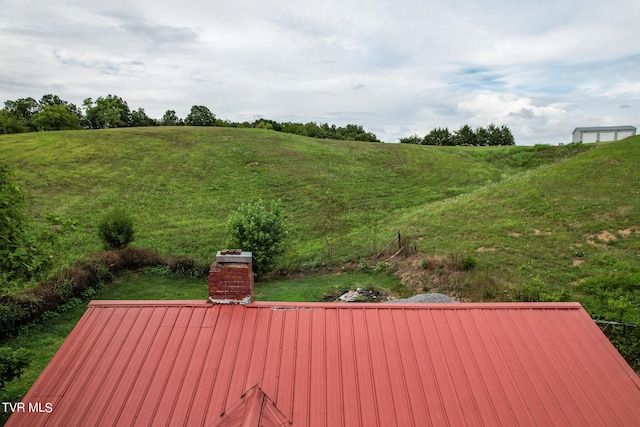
[0,247,208,340]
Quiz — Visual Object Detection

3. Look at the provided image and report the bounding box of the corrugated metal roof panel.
[7,301,640,426]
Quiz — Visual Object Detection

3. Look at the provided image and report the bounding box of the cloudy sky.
[1,0,638,144]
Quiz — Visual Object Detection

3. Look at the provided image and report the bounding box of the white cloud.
[1,0,639,144]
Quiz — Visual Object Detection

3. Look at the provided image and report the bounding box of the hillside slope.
[1,126,584,268]
[399,136,640,320]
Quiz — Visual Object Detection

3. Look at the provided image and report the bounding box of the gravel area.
[386,293,457,303]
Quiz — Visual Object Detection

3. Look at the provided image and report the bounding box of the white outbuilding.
[572,125,636,143]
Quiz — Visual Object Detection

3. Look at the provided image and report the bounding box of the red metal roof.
[8,301,640,426]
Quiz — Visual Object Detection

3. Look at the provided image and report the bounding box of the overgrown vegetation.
[0,164,51,281]
[0,346,30,391]
[0,247,207,340]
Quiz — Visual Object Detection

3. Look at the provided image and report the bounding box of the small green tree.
[227,200,287,278]
[98,208,135,250]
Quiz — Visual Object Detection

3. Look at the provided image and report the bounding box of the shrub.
[98,208,135,249]
[170,256,208,278]
[227,199,287,278]
[462,256,477,271]
[374,261,390,273]
[0,346,31,391]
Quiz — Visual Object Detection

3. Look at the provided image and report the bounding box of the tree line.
[400,124,515,146]
[0,94,379,142]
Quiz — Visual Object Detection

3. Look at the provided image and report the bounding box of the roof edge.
[88,300,585,310]
[247,301,584,310]
[89,300,211,307]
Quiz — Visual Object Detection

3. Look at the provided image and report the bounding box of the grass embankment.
[399,138,640,318]
[0,127,590,276]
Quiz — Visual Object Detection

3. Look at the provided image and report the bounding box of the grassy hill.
[2,127,638,323]
[1,126,588,269]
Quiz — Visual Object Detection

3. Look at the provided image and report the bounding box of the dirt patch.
[618,226,640,238]
[533,229,552,236]
[476,247,496,252]
[573,259,584,266]
[585,233,609,248]
[619,229,633,238]
[597,230,617,243]
[509,232,522,237]
[389,253,461,296]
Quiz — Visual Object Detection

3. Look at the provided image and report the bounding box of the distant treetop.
[400,124,515,146]
[0,94,379,143]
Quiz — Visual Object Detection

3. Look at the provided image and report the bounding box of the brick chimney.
[208,250,254,304]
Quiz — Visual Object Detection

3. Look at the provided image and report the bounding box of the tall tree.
[130,108,157,127]
[423,127,453,146]
[498,125,515,146]
[453,125,477,146]
[399,134,422,144]
[83,95,132,129]
[184,105,215,126]
[160,110,183,126]
[31,105,82,131]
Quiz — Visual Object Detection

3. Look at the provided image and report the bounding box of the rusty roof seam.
[333,306,345,427]
[241,306,260,400]
[182,305,221,426]
[273,307,286,415]
[201,305,233,425]
[414,309,447,425]
[219,305,249,413]
[257,306,275,412]
[507,309,562,425]
[375,309,401,426]
[467,309,516,425]
[85,306,151,426]
[287,308,300,423]
[59,306,129,425]
[345,307,363,427]
[547,309,612,423]
[448,310,485,424]
[429,310,466,425]
[33,306,99,397]
[132,306,182,425]
[522,309,581,425]
[109,306,160,426]
[306,306,314,426]
[400,309,430,426]
[163,306,202,424]
[388,309,415,427]
[494,309,542,425]
[361,308,382,427]
[449,310,494,425]
[551,309,626,425]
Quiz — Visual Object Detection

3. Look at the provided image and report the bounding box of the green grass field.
[0,126,593,269]
[2,128,637,316]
